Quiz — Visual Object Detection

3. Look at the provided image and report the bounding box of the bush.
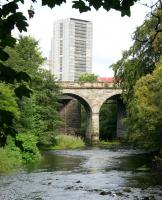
[0,133,41,173]
[53,134,85,150]
[0,147,22,173]
[16,132,41,163]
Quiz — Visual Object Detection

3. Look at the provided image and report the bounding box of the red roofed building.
[97,77,115,83]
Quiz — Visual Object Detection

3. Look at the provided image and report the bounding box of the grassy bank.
[99,140,121,149]
[52,134,85,150]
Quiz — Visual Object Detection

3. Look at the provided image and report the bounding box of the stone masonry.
[60,82,122,144]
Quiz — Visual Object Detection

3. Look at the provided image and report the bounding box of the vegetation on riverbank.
[99,140,121,149]
[0,36,61,173]
[52,134,85,150]
[111,5,162,152]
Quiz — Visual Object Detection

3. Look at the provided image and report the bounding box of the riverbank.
[1,148,162,200]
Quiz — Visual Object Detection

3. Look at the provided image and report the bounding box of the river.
[0,148,162,200]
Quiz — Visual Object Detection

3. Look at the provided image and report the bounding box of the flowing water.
[0,148,162,200]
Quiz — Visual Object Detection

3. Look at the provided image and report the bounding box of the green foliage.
[0,133,40,173]
[72,0,138,16]
[99,100,117,140]
[0,147,22,173]
[78,73,98,83]
[0,82,19,118]
[99,140,120,149]
[0,0,32,97]
[5,36,45,76]
[0,135,22,173]
[126,60,162,149]
[33,69,62,147]
[16,132,41,163]
[0,35,61,172]
[4,36,61,148]
[53,134,85,150]
[111,7,162,102]
[110,4,162,150]
[0,82,20,145]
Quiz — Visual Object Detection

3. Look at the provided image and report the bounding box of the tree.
[126,58,162,149]
[5,36,61,147]
[111,6,162,102]
[78,73,98,83]
[0,82,20,146]
[5,36,45,76]
[33,69,61,147]
[110,3,162,149]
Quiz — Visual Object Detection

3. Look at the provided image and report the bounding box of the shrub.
[53,134,85,150]
[0,147,22,173]
[16,132,41,163]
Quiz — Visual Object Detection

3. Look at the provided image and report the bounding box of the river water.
[0,148,162,200]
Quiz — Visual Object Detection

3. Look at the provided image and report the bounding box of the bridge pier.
[85,110,91,142]
[91,112,99,145]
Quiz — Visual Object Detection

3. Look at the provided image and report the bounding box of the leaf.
[28,9,35,19]
[0,63,16,83]
[72,0,91,13]
[13,12,29,32]
[42,0,66,8]
[88,0,101,10]
[16,20,28,32]
[0,109,14,126]
[0,35,16,48]
[2,1,18,17]
[0,8,2,17]
[0,48,9,61]
[16,71,31,82]
[5,12,29,33]
[121,0,137,17]
[0,63,31,84]
[14,85,32,99]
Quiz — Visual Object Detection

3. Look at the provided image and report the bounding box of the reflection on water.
[0,148,162,200]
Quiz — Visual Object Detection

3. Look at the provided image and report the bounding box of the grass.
[52,134,85,150]
[99,140,121,149]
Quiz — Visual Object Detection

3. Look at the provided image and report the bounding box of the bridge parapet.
[59,81,115,89]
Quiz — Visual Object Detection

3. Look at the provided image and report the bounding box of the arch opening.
[59,93,92,142]
[99,94,125,141]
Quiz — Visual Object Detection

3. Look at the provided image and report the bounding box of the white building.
[49,18,93,81]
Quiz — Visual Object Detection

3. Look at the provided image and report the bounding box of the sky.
[18,0,152,77]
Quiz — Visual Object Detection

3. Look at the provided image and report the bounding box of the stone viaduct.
[60,82,123,144]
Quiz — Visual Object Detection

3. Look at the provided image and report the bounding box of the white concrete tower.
[49,18,93,81]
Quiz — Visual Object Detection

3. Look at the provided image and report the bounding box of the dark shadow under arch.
[99,94,125,140]
[60,93,92,141]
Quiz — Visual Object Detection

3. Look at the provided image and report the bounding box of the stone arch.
[61,93,92,141]
[97,92,122,114]
[60,88,122,144]
[99,93,125,139]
